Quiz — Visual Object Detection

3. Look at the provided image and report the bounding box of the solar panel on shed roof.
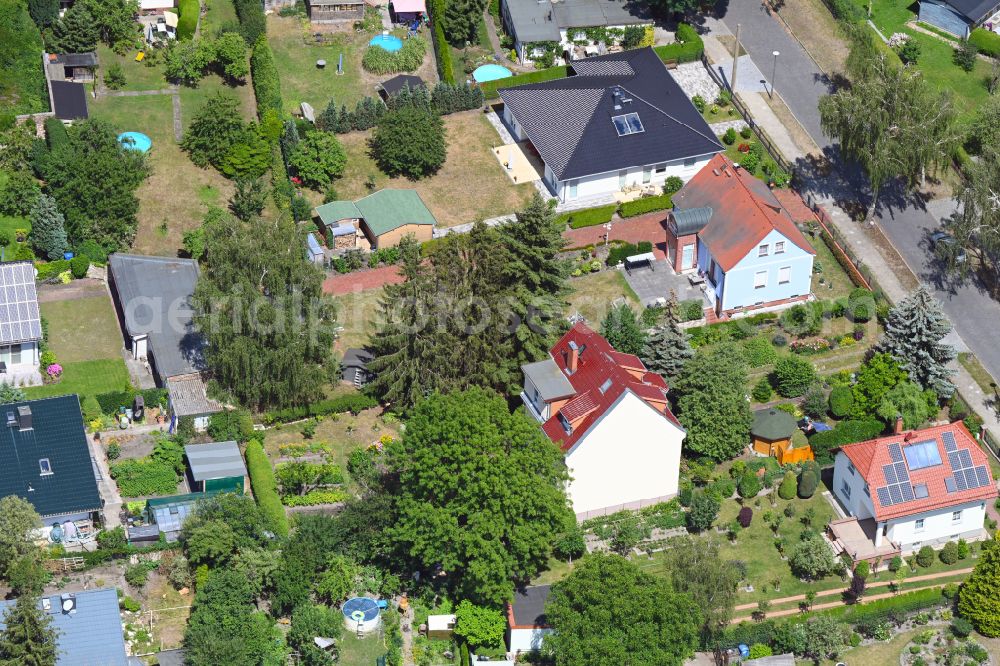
[0,262,41,345]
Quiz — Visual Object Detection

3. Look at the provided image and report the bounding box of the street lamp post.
[770,51,780,100]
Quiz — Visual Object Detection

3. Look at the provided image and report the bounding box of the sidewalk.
[701,35,1000,449]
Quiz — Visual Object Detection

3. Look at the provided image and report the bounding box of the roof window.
[598,378,613,395]
[612,113,644,136]
[39,458,52,476]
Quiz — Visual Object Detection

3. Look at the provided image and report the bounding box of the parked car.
[929,230,966,264]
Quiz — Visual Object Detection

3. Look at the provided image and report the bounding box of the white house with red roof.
[830,421,997,563]
[520,322,685,519]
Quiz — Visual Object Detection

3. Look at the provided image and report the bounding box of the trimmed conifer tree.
[0,594,58,666]
[958,533,1000,636]
[29,194,68,261]
[640,292,693,382]
[876,284,956,398]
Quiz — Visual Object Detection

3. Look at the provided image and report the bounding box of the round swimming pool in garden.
[117,132,152,153]
[342,597,381,634]
[472,63,512,83]
[369,34,403,52]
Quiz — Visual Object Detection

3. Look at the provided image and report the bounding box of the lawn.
[0,214,29,260]
[88,89,243,257]
[40,295,123,363]
[334,286,384,353]
[807,231,857,302]
[95,44,170,92]
[565,270,640,325]
[337,632,389,666]
[24,358,130,400]
[267,14,370,114]
[816,628,922,666]
[332,111,537,228]
[958,351,997,394]
[201,0,238,37]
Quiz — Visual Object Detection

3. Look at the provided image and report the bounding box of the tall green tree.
[288,131,347,189]
[945,146,1000,290]
[0,497,41,582]
[213,32,249,81]
[35,119,148,249]
[371,106,446,179]
[497,194,568,370]
[442,0,484,44]
[181,93,248,169]
[958,533,1000,636]
[673,344,753,460]
[640,293,692,382]
[193,208,336,409]
[52,3,98,53]
[819,37,960,220]
[79,0,139,50]
[851,352,907,418]
[27,0,59,28]
[287,604,341,666]
[876,285,955,398]
[600,302,645,356]
[229,178,268,222]
[387,388,572,606]
[545,554,701,666]
[28,194,68,261]
[0,594,58,666]
[662,536,740,638]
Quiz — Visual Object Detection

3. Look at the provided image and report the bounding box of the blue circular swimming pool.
[118,131,152,153]
[473,63,512,83]
[369,34,403,52]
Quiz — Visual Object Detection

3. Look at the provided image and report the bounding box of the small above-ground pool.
[369,34,403,52]
[118,132,152,153]
[473,63,512,83]
[343,597,382,634]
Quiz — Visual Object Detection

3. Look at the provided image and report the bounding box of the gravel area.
[671,61,721,103]
[709,119,749,134]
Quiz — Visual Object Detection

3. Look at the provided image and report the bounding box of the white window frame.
[915,518,925,531]
[39,458,52,476]
[758,244,769,257]
[952,510,962,523]
[754,270,768,289]
[778,266,791,284]
[775,241,785,254]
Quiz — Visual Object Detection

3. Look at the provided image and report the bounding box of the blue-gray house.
[919,0,1000,36]
[668,154,815,318]
[0,588,134,666]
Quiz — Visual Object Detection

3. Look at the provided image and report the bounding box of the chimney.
[893,414,903,435]
[568,341,579,374]
[16,405,31,431]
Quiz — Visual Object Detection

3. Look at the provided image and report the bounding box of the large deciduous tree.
[876,285,955,398]
[819,33,959,220]
[0,594,58,666]
[34,119,148,249]
[387,388,572,606]
[545,554,701,666]
[0,497,41,582]
[640,293,693,383]
[943,146,1000,292]
[958,532,1000,636]
[193,208,336,410]
[28,194,68,261]
[662,536,740,639]
[288,131,347,190]
[181,94,248,169]
[371,106,446,179]
[673,344,753,460]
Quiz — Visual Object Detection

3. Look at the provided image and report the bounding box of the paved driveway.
[717,0,1000,379]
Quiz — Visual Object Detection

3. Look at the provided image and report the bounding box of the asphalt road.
[718,0,1000,380]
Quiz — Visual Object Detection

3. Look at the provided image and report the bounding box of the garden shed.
[751,407,814,465]
[184,440,247,494]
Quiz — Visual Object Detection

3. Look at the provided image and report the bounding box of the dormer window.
[558,413,572,435]
[39,458,52,476]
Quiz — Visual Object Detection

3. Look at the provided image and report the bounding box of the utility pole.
[731,23,742,94]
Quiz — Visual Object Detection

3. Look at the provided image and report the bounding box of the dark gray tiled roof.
[0,261,42,345]
[0,588,129,666]
[0,395,101,518]
[53,52,99,67]
[380,74,425,97]
[108,254,206,381]
[184,440,246,481]
[940,0,996,21]
[522,358,574,401]
[503,0,651,42]
[510,585,551,627]
[499,48,723,181]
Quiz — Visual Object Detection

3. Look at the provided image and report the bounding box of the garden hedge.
[262,392,378,425]
[250,37,283,119]
[429,0,455,84]
[652,23,704,64]
[234,0,266,45]
[95,388,168,415]
[480,66,569,100]
[970,28,1000,58]
[558,205,616,229]
[175,0,197,41]
[245,439,289,537]
[619,193,672,218]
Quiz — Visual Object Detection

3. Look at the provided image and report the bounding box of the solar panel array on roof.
[0,262,42,345]
[888,442,903,462]
[877,458,916,507]
[942,431,958,452]
[945,441,991,493]
[904,440,943,470]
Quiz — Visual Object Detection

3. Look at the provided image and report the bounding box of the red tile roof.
[538,323,680,451]
[672,154,815,272]
[840,422,998,521]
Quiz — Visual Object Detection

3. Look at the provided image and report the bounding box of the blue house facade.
[669,155,816,317]
[918,0,1000,37]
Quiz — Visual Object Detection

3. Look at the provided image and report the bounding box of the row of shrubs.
[35,256,89,281]
[606,240,653,266]
[619,193,673,218]
[316,82,484,135]
[362,36,427,74]
[282,489,351,506]
[428,0,454,84]
[250,37,283,119]
[233,0,267,46]
[262,393,378,425]
[245,439,289,537]
[559,189,679,230]
[176,0,198,41]
[651,23,704,65]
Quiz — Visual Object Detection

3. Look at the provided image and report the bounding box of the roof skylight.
[612,112,644,136]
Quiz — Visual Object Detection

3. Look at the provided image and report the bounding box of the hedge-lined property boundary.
[262,393,378,425]
[970,28,1000,57]
[176,0,197,40]
[428,0,455,83]
[557,194,674,229]
[250,37,283,118]
[246,439,289,537]
[619,193,672,218]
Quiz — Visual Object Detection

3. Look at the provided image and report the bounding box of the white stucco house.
[506,585,553,655]
[0,261,43,387]
[520,322,685,519]
[830,421,997,564]
[498,48,723,205]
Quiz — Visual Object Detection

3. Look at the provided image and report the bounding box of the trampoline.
[369,34,403,52]
[118,131,152,153]
[473,63,512,83]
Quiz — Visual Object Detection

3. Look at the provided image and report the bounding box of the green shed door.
[205,476,244,494]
